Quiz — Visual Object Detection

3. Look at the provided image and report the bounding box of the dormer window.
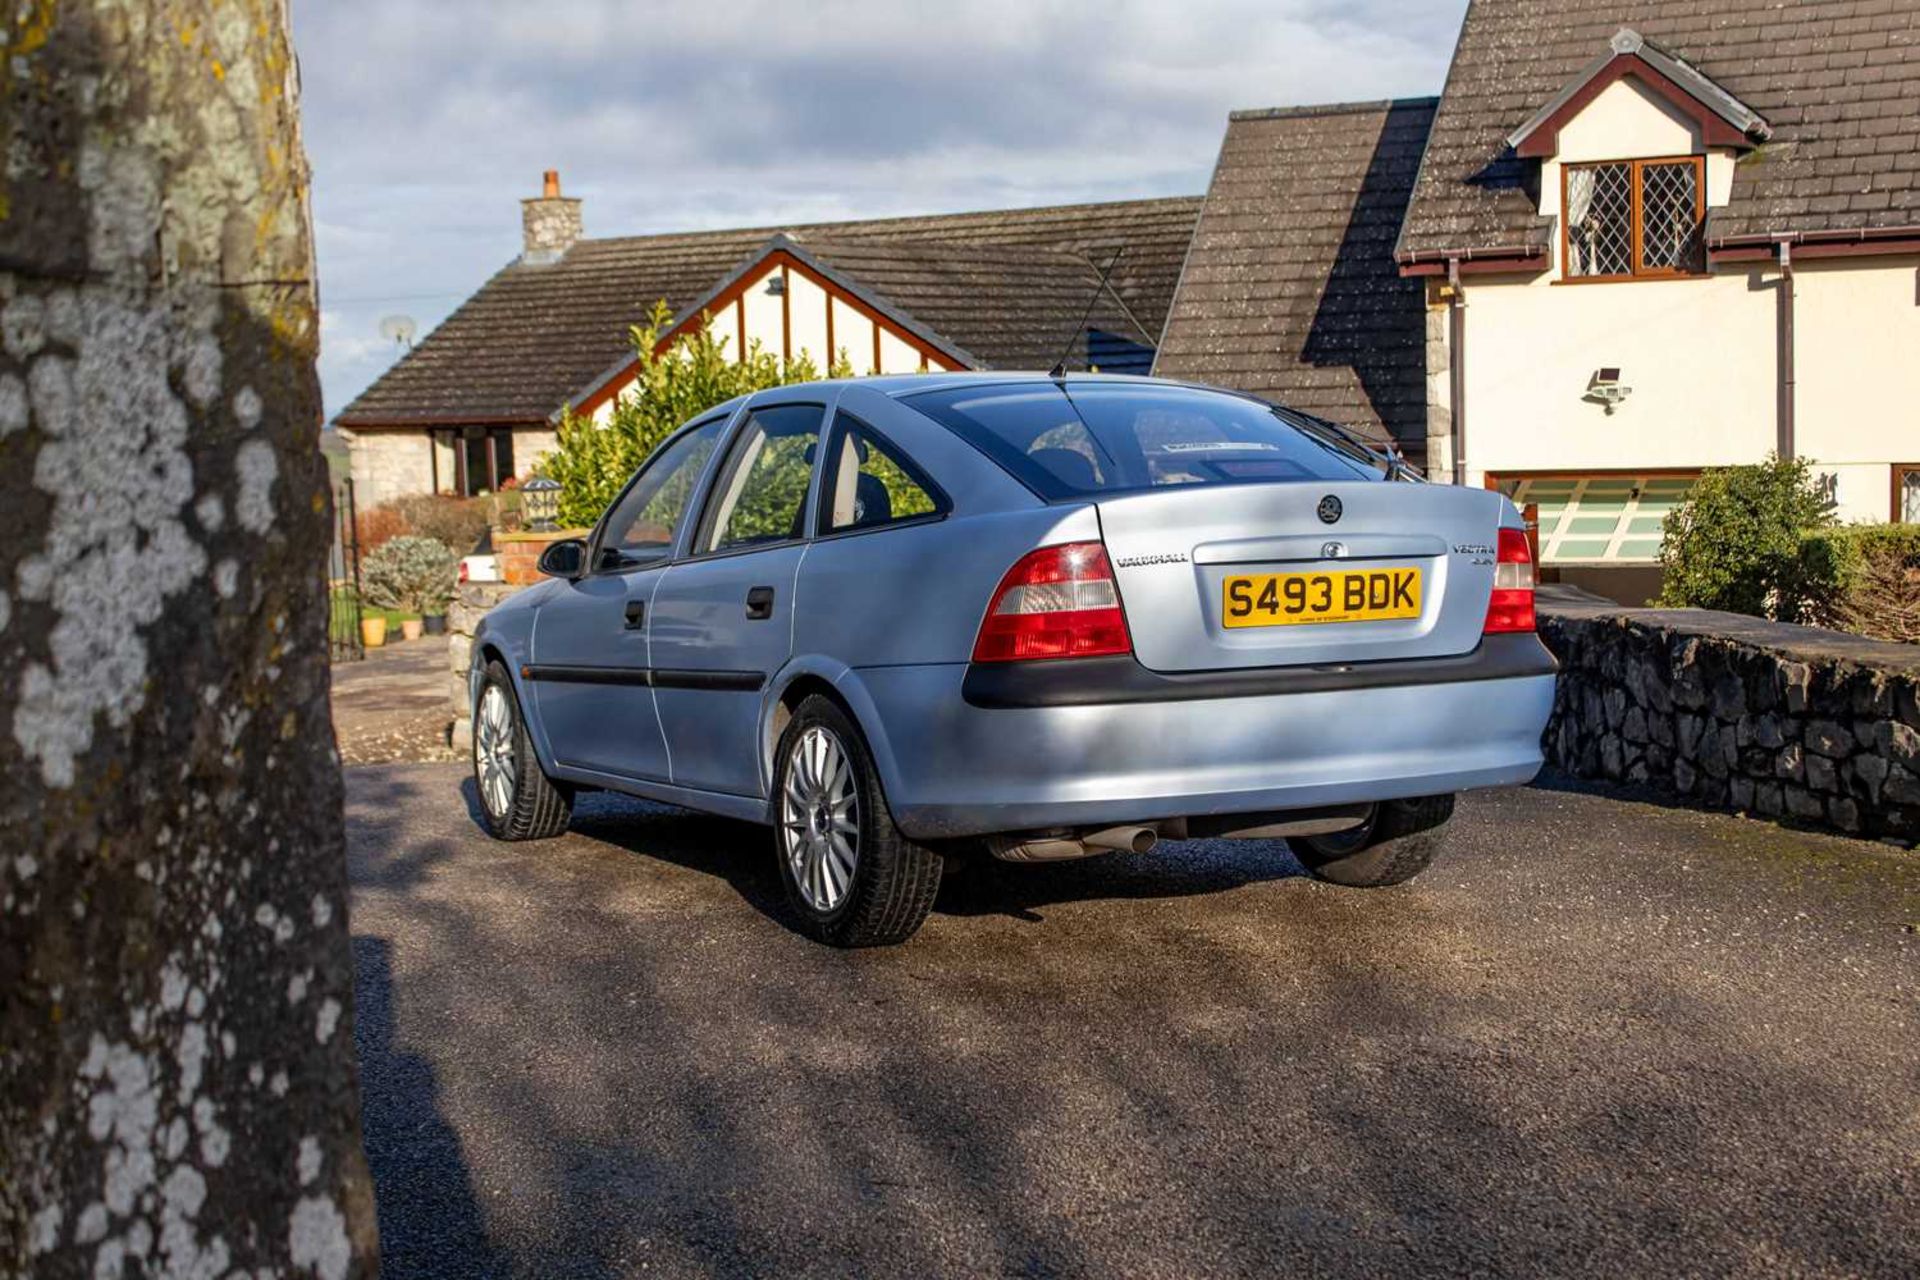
[1562,156,1704,280]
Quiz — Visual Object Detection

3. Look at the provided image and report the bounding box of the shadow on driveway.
[346,763,1920,1279]
[353,934,510,1279]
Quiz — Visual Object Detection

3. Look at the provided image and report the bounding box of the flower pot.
[401,618,424,642]
[360,616,387,648]
[422,614,447,636]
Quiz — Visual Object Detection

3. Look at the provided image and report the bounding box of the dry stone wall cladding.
[1539,604,1920,844]
[448,582,525,751]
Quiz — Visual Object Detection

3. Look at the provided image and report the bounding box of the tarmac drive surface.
[346,764,1919,1278]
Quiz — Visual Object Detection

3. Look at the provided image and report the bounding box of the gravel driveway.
[332,637,458,765]
[346,764,1919,1278]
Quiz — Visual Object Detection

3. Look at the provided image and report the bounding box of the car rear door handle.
[745,586,775,620]
[624,600,646,630]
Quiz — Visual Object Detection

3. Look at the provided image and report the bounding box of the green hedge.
[1795,523,1920,641]
[541,301,852,529]
[1656,456,1834,617]
[1797,523,1920,588]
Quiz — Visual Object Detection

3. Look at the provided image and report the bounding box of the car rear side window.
[906,383,1381,500]
[819,412,944,534]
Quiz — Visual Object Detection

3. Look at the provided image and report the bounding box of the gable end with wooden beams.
[334,188,1197,507]
[567,237,974,425]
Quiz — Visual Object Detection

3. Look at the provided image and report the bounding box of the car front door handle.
[745,586,775,620]
[624,600,646,630]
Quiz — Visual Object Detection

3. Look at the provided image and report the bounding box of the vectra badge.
[1317,495,1343,524]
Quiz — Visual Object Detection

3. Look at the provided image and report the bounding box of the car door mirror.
[537,538,587,579]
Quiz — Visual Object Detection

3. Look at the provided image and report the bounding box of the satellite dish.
[379,314,418,349]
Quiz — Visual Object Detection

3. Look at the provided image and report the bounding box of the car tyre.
[1292,794,1454,888]
[773,695,942,947]
[473,660,573,841]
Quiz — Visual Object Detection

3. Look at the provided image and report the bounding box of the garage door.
[1497,475,1696,564]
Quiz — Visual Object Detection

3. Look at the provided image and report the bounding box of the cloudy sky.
[291,0,1466,420]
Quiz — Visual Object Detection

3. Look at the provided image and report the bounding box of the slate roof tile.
[1398,0,1920,260]
[336,198,1200,427]
[791,238,1156,373]
[1155,99,1439,464]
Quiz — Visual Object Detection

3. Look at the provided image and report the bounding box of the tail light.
[458,559,471,584]
[1483,527,1536,634]
[972,541,1132,662]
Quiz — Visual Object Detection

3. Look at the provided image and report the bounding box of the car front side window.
[599,416,729,567]
[698,404,825,554]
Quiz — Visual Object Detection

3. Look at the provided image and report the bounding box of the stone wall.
[515,426,560,477]
[341,425,432,508]
[1539,602,1920,844]
[448,582,524,751]
[521,194,583,265]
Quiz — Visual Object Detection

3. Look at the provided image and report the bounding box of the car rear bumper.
[857,636,1557,840]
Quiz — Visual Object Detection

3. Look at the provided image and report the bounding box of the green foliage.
[541,300,854,528]
[361,534,459,617]
[1656,456,1835,618]
[1796,523,1920,641]
[861,447,937,520]
[712,433,815,548]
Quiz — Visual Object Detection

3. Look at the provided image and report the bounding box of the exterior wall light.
[521,475,563,531]
[764,273,786,297]
[1584,367,1632,413]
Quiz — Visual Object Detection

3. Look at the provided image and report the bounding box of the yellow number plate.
[1222,567,1422,628]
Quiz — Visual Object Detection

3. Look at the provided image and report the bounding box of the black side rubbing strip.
[959,632,1559,709]
[520,664,651,687]
[651,668,765,692]
[521,664,765,692]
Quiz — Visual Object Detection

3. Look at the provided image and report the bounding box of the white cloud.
[294,0,1466,418]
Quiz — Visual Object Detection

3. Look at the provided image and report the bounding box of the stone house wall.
[340,426,432,509]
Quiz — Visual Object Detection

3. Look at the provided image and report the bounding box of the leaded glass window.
[1563,157,1705,280]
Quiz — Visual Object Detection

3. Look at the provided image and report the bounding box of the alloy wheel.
[476,683,516,818]
[781,726,860,912]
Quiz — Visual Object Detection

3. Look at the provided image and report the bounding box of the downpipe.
[1776,238,1796,460]
[1447,255,1468,486]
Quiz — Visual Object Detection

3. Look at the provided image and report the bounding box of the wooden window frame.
[1559,155,1706,284]
[1895,463,1920,523]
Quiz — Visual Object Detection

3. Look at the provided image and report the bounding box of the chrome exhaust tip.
[986,824,1160,862]
[1082,825,1158,855]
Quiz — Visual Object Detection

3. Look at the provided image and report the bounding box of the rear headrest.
[1028,447,1099,491]
[853,472,891,526]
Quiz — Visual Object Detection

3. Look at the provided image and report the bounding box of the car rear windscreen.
[906,382,1384,500]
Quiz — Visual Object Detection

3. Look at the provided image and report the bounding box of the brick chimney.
[521,169,582,265]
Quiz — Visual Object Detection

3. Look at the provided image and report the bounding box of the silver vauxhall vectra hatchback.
[469,374,1557,945]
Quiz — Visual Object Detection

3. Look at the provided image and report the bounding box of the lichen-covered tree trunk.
[0,3,377,1277]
